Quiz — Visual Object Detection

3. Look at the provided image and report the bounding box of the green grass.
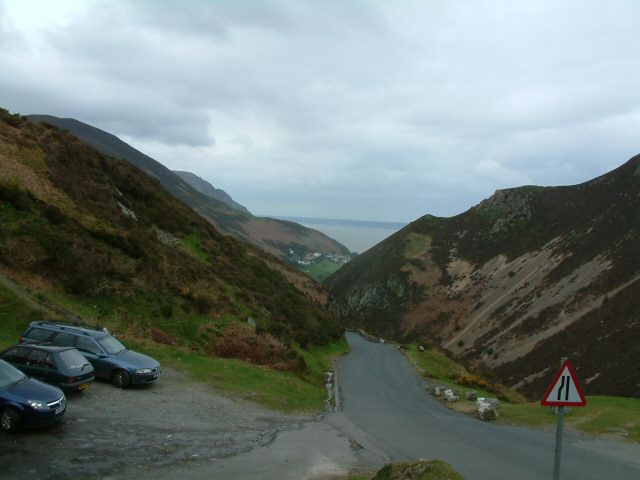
[0,283,43,350]
[128,339,336,412]
[45,290,228,346]
[373,460,463,480]
[180,232,210,264]
[0,282,346,412]
[300,259,343,282]
[406,342,640,442]
[406,344,467,380]
[298,337,350,381]
[501,396,640,442]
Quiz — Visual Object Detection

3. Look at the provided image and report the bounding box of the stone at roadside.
[418,345,425,352]
[444,389,460,402]
[476,397,500,421]
[465,390,478,401]
[432,385,447,397]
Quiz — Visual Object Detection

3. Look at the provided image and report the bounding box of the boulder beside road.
[476,397,500,421]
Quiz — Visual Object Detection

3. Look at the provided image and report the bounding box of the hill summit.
[0,108,341,366]
[327,155,640,398]
[26,114,350,263]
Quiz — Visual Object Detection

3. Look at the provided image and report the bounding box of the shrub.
[457,373,491,390]
[0,185,32,211]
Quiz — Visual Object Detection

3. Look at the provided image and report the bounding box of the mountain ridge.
[326,154,640,398]
[0,108,341,367]
[26,115,350,263]
[173,170,251,215]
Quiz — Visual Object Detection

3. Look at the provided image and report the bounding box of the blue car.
[1,344,95,392]
[0,359,67,433]
[21,321,161,388]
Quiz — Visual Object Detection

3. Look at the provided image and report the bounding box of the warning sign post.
[541,359,587,480]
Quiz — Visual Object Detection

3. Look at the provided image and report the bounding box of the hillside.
[326,155,640,398]
[0,108,342,369]
[173,170,250,214]
[26,115,350,263]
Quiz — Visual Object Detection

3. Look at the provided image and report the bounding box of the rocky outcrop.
[475,187,534,235]
[327,153,640,398]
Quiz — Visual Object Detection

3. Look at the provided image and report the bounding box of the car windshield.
[97,336,126,354]
[0,359,27,387]
[58,349,91,369]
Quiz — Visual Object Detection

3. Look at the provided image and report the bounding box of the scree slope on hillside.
[326,155,640,398]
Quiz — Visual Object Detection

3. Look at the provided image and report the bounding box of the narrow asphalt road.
[337,332,640,480]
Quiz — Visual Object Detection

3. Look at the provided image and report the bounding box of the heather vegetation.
[0,108,345,408]
[327,152,640,399]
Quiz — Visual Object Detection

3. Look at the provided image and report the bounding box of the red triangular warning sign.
[541,359,587,407]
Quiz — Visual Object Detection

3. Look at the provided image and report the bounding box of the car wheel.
[1,408,23,433]
[112,369,131,389]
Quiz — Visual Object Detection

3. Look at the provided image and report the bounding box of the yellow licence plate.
[78,383,91,390]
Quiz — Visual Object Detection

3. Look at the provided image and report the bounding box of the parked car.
[20,321,161,388]
[0,359,66,433]
[1,344,94,392]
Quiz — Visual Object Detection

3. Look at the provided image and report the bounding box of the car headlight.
[136,368,153,374]
[27,399,48,411]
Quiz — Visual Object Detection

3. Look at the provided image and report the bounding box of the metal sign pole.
[553,405,564,480]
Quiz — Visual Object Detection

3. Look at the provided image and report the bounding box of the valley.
[2,332,638,480]
[1,3,638,479]
[326,156,640,400]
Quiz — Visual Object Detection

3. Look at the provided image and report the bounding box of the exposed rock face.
[476,187,534,235]
[327,154,640,398]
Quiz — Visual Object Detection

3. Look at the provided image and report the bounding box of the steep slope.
[0,109,342,365]
[326,155,640,398]
[173,170,250,215]
[26,115,350,262]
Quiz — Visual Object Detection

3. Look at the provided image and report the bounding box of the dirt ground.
[1,368,308,479]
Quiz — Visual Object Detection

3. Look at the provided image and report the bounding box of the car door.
[26,349,57,385]
[75,336,111,379]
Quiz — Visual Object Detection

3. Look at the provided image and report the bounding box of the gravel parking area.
[1,368,304,479]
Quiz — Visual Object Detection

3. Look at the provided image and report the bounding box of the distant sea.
[271,216,407,254]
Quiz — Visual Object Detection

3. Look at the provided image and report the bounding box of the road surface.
[336,332,640,479]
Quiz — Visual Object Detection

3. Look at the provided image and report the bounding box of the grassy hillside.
[327,155,640,398]
[26,114,351,264]
[0,108,343,390]
[405,342,640,442]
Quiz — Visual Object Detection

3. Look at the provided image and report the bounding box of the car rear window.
[28,349,55,369]
[58,349,90,369]
[2,347,30,365]
[25,327,52,342]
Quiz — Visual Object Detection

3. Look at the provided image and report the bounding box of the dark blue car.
[21,322,161,388]
[1,344,95,392]
[0,359,66,433]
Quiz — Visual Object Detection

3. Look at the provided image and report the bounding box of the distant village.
[288,249,351,267]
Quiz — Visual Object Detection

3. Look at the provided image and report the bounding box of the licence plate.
[54,406,65,415]
[78,383,90,390]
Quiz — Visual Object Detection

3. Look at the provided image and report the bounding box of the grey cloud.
[0,0,639,221]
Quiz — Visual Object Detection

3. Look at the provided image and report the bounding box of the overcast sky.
[1,1,639,222]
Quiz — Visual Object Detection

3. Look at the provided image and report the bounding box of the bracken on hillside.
[0,108,342,368]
